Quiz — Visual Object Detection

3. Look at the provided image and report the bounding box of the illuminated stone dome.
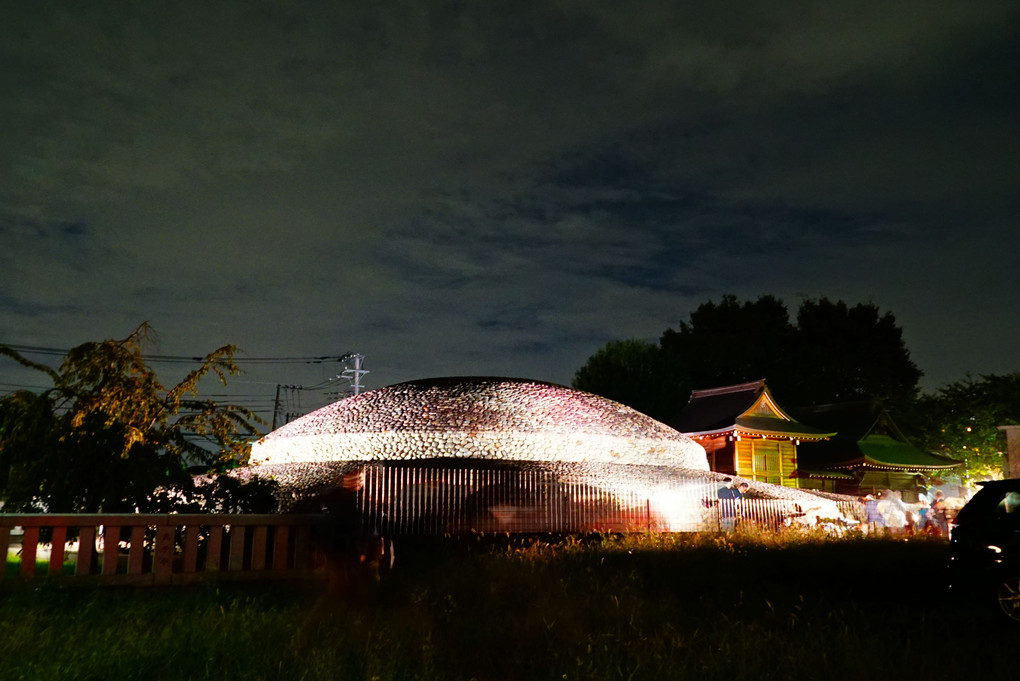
[250,377,708,471]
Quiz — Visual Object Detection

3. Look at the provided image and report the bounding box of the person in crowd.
[314,467,391,596]
[864,494,884,533]
[931,489,949,536]
[717,478,747,531]
[879,490,908,535]
[916,493,931,533]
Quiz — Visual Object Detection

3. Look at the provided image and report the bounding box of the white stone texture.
[251,377,708,471]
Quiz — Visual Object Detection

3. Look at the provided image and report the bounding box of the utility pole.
[272,383,299,430]
[342,353,368,395]
[272,383,282,430]
[269,354,368,431]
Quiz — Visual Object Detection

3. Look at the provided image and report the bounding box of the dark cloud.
[2,1,1019,416]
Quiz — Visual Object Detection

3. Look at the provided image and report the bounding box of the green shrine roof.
[734,415,835,439]
[793,402,960,472]
[670,380,833,441]
[856,434,959,469]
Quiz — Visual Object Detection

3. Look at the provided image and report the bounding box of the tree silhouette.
[0,324,266,512]
[575,295,923,420]
[660,295,795,393]
[572,339,690,421]
[788,298,922,409]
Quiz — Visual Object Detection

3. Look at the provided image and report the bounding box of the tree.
[787,298,922,409]
[572,339,690,421]
[909,373,1020,481]
[660,295,796,393]
[0,324,267,513]
[575,294,924,419]
[660,295,921,408]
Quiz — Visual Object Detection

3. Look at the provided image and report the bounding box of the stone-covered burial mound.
[243,378,851,534]
[250,376,708,470]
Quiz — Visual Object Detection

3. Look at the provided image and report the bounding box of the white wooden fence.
[1,514,323,586]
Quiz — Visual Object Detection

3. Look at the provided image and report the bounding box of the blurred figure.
[879,490,908,535]
[931,489,949,536]
[864,494,884,533]
[315,467,392,596]
[717,478,746,531]
[916,494,931,533]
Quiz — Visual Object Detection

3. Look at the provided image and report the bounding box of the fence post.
[251,526,268,571]
[20,526,39,577]
[182,526,200,573]
[153,523,175,585]
[206,526,223,572]
[129,525,146,575]
[0,526,10,582]
[49,526,67,576]
[76,526,95,576]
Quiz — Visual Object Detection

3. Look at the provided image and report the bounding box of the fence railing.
[3,465,866,586]
[1,514,325,586]
[354,464,845,535]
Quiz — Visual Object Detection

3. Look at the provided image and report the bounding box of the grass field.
[2,531,1013,680]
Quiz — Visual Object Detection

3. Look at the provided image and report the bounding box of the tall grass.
[1,531,1012,680]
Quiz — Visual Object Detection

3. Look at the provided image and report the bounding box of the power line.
[3,344,370,424]
[1,343,355,365]
[0,382,52,391]
[271,354,368,429]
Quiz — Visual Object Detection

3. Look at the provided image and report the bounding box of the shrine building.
[668,379,834,488]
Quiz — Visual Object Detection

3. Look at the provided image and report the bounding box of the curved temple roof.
[251,377,709,471]
[670,379,835,441]
[791,402,961,472]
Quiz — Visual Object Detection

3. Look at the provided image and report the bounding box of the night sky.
[3,2,1019,421]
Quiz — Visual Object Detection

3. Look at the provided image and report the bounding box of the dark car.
[947,478,1020,622]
